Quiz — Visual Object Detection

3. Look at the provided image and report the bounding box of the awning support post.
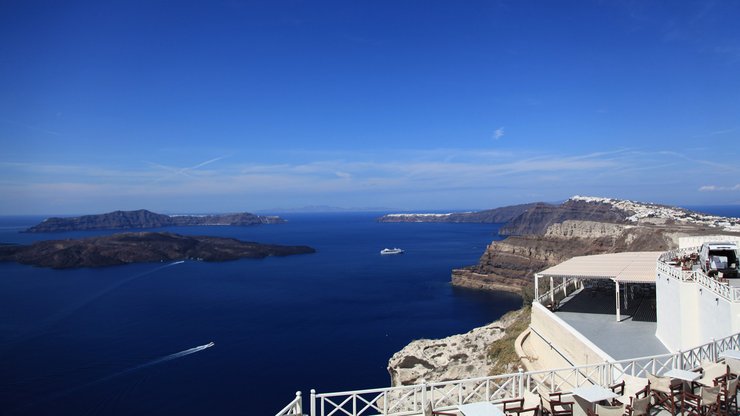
[615,280,621,322]
[550,276,555,306]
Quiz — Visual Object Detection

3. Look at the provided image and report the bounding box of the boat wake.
[131,342,215,370]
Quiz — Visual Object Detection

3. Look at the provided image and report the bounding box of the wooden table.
[457,402,505,416]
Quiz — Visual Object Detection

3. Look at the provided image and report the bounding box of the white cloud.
[2,147,739,214]
[493,127,505,140]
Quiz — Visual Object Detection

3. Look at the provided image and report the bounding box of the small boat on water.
[380,248,404,255]
[206,341,215,347]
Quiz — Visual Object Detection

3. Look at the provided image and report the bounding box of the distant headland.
[0,232,315,269]
[24,209,285,233]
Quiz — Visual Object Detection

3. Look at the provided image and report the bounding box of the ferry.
[380,248,404,255]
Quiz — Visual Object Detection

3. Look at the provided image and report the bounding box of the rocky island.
[25,209,285,233]
[0,232,315,269]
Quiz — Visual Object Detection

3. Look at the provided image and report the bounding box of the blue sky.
[1,1,739,215]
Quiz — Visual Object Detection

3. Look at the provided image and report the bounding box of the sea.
[0,213,523,415]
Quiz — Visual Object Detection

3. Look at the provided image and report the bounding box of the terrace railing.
[278,331,740,416]
[535,276,581,305]
[276,391,303,416]
[658,247,740,302]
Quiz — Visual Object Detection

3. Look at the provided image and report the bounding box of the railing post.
[518,367,524,398]
[711,338,717,362]
[296,391,302,415]
[421,379,427,409]
[677,350,683,370]
[310,389,316,416]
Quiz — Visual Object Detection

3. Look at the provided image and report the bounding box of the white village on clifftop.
[277,197,740,416]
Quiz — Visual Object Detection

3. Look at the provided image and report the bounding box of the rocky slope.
[25,209,285,233]
[377,203,542,223]
[388,308,527,386]
[0,232,314,269]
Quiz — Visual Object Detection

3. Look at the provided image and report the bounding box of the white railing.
[658,249,740,303]
[276,391,303,416]
[278,331,740,416]
[536,276,580,304]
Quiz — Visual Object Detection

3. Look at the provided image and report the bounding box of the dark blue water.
[0,213,522,415]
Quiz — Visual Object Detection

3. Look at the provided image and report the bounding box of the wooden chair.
[585,403,625,416]
[624,385,650,416]
[719,377,738,416]
[647,373,681,415]
[682,385,721,416]
[423,400,456,416]
[724,357,740,379]
[692,362,729,391]
[500,398,540,416]
[539,385,574,416]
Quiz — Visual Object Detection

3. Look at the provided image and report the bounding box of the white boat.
[206,341,215,347]
[380,248,404,255]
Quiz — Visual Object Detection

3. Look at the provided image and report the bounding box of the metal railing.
[277,331,740,416]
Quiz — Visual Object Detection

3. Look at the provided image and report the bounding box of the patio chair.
[693,362,729,390]
[624,394,650,416]
[724,357,740,379]
[538,385,574,416]
[499,397,539,416]
[682,385,721,416]
[423,400,456,416]
[719,377,738,416]
[586,403,626,416]
[647,373,681,415]
[612,375,649,406]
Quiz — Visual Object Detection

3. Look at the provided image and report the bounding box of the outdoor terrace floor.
[553,286,670,360]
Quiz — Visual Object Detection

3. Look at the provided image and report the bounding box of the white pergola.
[535,251,663,321]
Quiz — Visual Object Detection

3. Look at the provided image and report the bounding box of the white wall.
[657,268,740,351]
[530,303,613,366]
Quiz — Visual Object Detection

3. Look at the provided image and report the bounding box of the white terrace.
[276,243,740,416]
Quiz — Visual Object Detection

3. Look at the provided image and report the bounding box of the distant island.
[377,203,542,224]
[25,209,285,233]
[0,232,315,269]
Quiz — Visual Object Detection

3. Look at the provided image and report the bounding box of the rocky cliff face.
[387,308,526,386]
[544,220,630,239]
[25,210,285,232]
[498,200,631,236]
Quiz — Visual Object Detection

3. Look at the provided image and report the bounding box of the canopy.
[538,251,662,283]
